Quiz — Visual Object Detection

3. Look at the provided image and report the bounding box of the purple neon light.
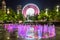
[42,24,49,38]
[38,25,43,39]
[48,24,56,38]
[4,24,56,39]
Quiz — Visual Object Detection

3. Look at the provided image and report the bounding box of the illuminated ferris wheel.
[22,3,40,18]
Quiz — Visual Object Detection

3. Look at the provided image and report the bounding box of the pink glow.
[48,25,56,38]
[4,24,56,39]
[22,3,40,17]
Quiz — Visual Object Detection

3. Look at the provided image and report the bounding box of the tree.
[0,9,8,22]
[16,12,24,21]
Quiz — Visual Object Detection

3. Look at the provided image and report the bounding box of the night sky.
[1,0,60,10]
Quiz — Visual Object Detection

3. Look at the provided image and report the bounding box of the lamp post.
[43,8,49,21]
[17,6,20,14]
[56,5,60,21]
[7,8,10,14]
[56,5,59,12]
[56,5,59,15]
[45,8,48,16]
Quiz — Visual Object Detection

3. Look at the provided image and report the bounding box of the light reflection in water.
[4,24,56,39]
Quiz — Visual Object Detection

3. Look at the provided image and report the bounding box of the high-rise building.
[17,5,22,14]
[2,0,6,12]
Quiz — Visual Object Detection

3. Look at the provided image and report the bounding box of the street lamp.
[56,5,59,12]
[45,8,48,16]
[7,8,10,14]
